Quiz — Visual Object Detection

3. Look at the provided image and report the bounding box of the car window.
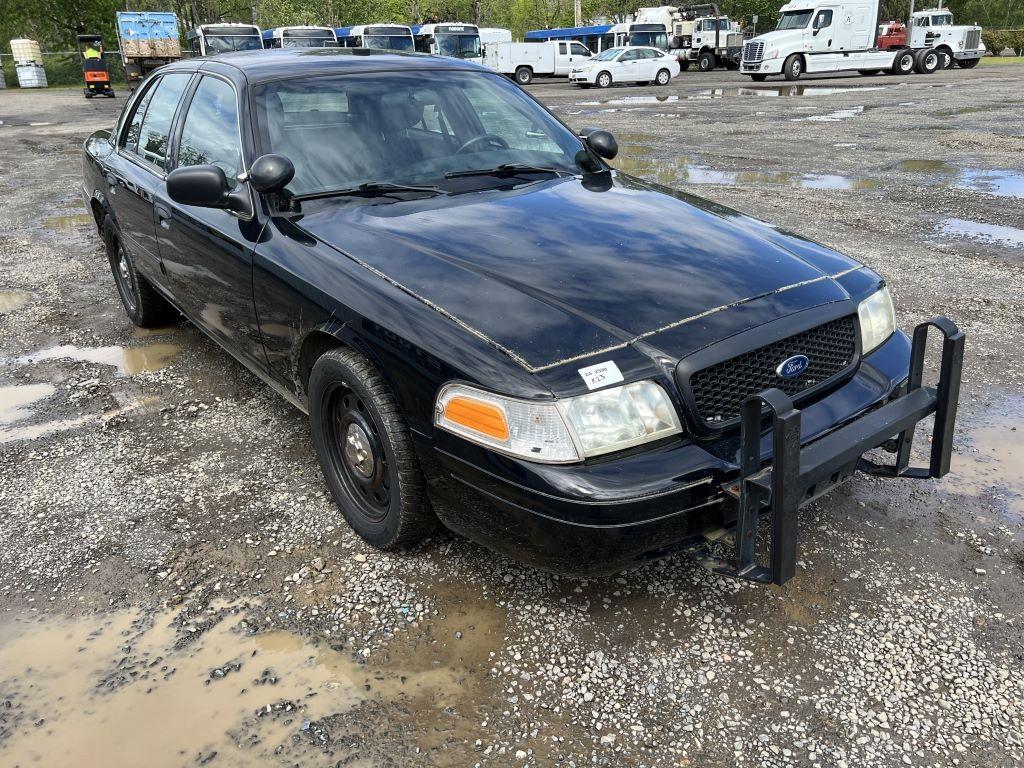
[176,76,243,188]
[620,49,640,61]
[120,78,159,153]
[814,10,833,29]
[134,73,191,171]
[571,43,590,56]
[559,42,567,54]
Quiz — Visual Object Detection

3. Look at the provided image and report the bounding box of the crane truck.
[741,0,984,80]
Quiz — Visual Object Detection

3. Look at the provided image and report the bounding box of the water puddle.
[40,213,93,231]
[579,85,886,106]
[18,342,180,375]
[939,219,1024,249]
[897,163,1024,199]
[579,94,680,106]
[0,289,32,313]
[0,382,55,426]
[0,597,504,766]
[795,106,865,122]
[614,152,878,191]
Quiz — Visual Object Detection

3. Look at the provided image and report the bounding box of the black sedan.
[82,49,963,583]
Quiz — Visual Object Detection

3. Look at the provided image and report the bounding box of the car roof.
[161,48,485,84]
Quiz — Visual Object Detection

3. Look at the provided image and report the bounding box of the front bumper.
[741,58,784,74]
[419,322,963,577]
[954,49,984,60]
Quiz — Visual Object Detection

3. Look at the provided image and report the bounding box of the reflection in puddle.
[0,599,504,766]
[0,289,32,313]
[939,219,1024,249]
[40,213,93,231]
[898,162,1024,199]
[579,94,679,106]
[19,342,180,375]
[614,151,878,191]
[796,106,866,122]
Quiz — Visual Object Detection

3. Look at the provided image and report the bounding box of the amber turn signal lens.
[444,396,510,441]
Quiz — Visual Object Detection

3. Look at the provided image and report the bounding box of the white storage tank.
[16,63,47,88]
[10,38,43,64]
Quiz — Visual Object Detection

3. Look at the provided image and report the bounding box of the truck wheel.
[655,68,672,86]
[514,66,533,85]
[956,57,978,69]
[889,49,915,75]
[103,216,175,328]
[596,71,612,88]
[750,73,767,82]
[308,347,437,551]
[782,54,804,81]
[914,48,940,74]
[697,50,716,71]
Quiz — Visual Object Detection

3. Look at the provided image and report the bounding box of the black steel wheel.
[102,216,174,327]
[308,347,436,550]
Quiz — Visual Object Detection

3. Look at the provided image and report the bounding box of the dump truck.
[115,11,182,82]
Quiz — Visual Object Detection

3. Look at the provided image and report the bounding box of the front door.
[617,48,645,82]
[153,73,266,368]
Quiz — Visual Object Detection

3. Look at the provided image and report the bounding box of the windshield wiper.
[444,163,570,180]
[292,182,445,202]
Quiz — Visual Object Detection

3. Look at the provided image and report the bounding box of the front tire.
[514,66,533,85]
[697,50,716,72]
[655,68,672,85]
[783,54,804,81]
[308,347,436,551]
[936,47,953,69]
[914,48,940,74]
[102,216,175,327]
[596,71,612,88]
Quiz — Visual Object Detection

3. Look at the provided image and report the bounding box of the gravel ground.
[0,65,1022,767]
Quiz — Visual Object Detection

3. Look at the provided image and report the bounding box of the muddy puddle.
[0,381,93,445]
[795,106,866,122]
[614,148,877,191]
[897,162,1024,199]
[40,213,93,231]
[18,341,181,376]
[579,84,886,107]
[939,218,1024,249]
[0,595,505,766]
[0,289,32,313]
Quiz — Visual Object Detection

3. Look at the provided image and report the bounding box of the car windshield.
[436,33,481,58]
[204,35,262,53]
[254,69,587,199]
[931,14,952,26]
[776,10,813,30]
[282,32,336,48]
[364,35,414,51]
[628,31,668,48]
[592,47,622,61]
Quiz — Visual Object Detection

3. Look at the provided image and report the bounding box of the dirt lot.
[1,65,1022,768]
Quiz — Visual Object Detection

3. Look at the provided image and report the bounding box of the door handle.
[155,204,172,230]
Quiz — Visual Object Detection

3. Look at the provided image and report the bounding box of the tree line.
[2,0,1021,53]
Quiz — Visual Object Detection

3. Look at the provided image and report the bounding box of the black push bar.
[695,317,964,586]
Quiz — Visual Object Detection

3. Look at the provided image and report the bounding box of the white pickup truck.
[741,0,984,81]
[483,40,593,84]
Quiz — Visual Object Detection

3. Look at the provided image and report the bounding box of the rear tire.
[749,73,767,82]
[783,54,804,81]
[514,66,533,85]
[914,48,940,74]
[655,68,671,85]
[102,216,175,328]
[308,347,437,551]
[889,48,915,75]
[956,57,979,69]
[596,71,612,88]
[697,50,716,72]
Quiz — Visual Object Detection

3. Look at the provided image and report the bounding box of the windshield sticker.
[578,360,624,390]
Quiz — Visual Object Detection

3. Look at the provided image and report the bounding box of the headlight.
[769,50,779,59]
[857,286,896,354]
[435,380,682,463]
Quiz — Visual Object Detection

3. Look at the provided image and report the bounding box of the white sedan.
[569,46,681,88]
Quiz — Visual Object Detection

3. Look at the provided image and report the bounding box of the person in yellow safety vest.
[83,44,102,59]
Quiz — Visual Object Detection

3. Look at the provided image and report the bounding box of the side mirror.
[167,165,252,216]
[581,128,618,160]
[249,154,295,193]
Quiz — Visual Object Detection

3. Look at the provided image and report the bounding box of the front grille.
[688,315,858,426]
[965,29,981,50]
[743,41,764,62]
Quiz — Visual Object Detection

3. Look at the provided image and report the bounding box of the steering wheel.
[454,134,510,155]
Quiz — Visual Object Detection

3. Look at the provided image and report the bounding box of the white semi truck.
[636,5,744,71]
[741,0,983,81]
[906,8,985,69]
[484,40,593,84]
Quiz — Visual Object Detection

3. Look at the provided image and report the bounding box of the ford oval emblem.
[776,354,810,379]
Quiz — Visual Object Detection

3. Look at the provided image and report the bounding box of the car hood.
[294,174,863,373]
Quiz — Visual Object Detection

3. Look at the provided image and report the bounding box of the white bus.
[335,24,414,52]
[261,26,338,49]
[186,23,263,56]
[412,23,482,61]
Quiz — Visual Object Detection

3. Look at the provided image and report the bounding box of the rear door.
[153,72,266,367]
